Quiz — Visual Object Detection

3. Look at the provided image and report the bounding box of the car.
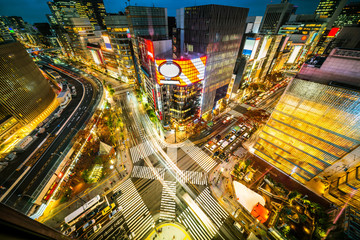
[83,219,96,231]
[229,135,236,142]
[110,190,122,201]
[215,135,222,141]
[243,133,249,139]
[225,135,231,140]
[85,229,95,239]
[109,206,122,219]
[217,139,225,146]
[210,144,218,151]
[213,151,220,157]
[85,208,99,220]
[63,226,76,236]
[102,203,116,215]
[234,222,245,233]
[93,223,102,233]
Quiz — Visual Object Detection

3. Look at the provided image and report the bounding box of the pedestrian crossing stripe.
[195,188,228,229]
[131,166,165,180]
[177,208,214,240]
[159,181,176,222]
[114,179,154,239]
[181,140,217,172]
[129,141,155,163]
[176,187,228,240]
[178,170,208,185]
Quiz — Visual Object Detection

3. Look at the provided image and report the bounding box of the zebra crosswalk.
[159,181,176,222]
[114,179,155,239]
[176,188,228,240]
[129,141,154,163]
[178,170,208,185]
[181,140,218,172]
[131,166,165,180]
[177,207,215,240]
[195,188,228,229]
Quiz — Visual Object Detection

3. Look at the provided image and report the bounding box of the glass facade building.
[259,2,297,34]
[0,41,58,140]
[254,78,360,184]
[105,14,136,84]
[179,5,248,114]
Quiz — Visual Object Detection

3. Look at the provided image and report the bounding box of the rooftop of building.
[297,48,360,88]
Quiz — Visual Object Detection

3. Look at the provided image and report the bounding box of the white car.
[229,135,236,142]
[210,145,218,151]
[217,139,225,146]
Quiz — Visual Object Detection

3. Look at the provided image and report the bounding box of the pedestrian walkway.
[159,181,176,222]
[114,179,155,239]
[181,170,207,185]
[129,141,154,164]
[131,166,165,180]
[181,140,217,173]
[176,207,215,240]
[195,187,228,229]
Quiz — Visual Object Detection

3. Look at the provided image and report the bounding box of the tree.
[288,191,302,205]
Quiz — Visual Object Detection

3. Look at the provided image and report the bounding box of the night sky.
[0,0,319,24]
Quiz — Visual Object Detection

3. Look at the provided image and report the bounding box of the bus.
[64,195,101,226]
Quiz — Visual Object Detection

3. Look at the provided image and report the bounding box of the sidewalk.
[39,149,133,230]
[208,153,269,238]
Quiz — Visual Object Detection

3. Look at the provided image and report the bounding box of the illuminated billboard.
[102,36,112,50]
[155,56,207,86]
[327,27,340,38]
[242,38,256,56]
[287,45,302,64]
[138,39,155,75]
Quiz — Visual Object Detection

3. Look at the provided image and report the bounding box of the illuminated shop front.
[155,56,207,126]
[254,78,360,183]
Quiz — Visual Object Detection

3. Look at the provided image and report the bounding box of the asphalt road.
[1,64,102,215]
[83,90,245,240]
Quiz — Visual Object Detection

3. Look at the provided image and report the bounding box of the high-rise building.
[0,41,58,142]
[315,0,347,20]
[79,0,106,29]
[177,5,248,116]
[47,0,81,57]
[334,1,360,27]
[234,34,284,102]
[0,17,14,42]
[278,14,327,35]
[6,16,26,29]
[259,1,297,34]
[105,14,136,84]
[245,16,262,34]
[254,48,360,185]
[126,6,169,85]
[67,17,97,61]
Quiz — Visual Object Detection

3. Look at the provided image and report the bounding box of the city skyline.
[0,0,359,239]
[0,0,321,24]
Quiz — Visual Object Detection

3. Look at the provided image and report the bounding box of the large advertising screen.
[155,56,207,86]
[138,39,154,75]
